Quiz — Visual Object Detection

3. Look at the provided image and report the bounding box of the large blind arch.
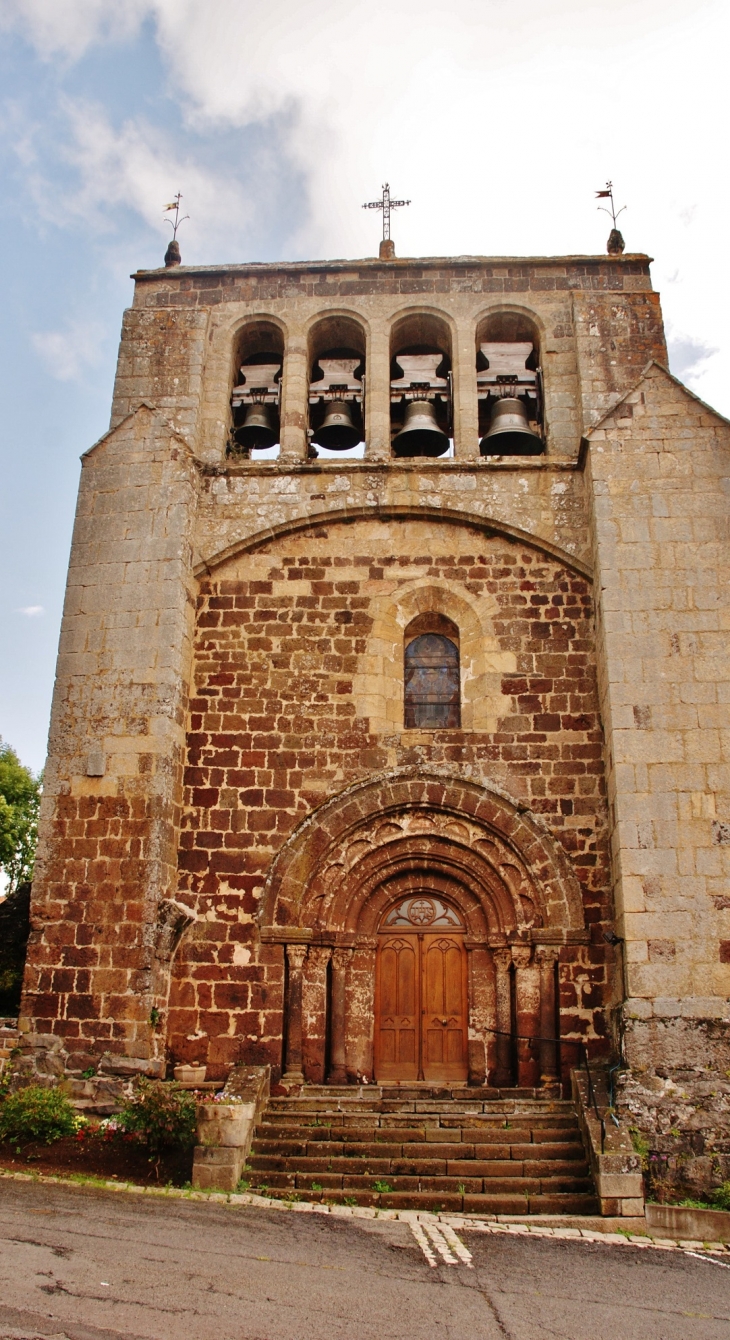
[404,612,461,729]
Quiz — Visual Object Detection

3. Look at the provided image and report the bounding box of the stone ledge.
[572,1069,644,1218]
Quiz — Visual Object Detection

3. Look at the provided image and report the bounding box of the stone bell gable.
[17,251,726,1173]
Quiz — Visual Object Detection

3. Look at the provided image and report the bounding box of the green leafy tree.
[0,741,42,894]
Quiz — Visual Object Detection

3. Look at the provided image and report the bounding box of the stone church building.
[17,242,730,1195]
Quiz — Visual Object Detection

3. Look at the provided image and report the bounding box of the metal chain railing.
[484,1026,617,1152]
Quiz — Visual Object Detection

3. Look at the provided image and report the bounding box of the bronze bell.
[479,397,543,456]
[234,403,278,451]
[311,400,361,451]
[392,400,450,457]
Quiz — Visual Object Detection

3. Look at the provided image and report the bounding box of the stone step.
[237,1181,600,1216]
[249,1168,593,1194]
[253,1125,578,1147]
[260,1111,579,1130]
[249,1087,597,1216]
[253,1137,585,1163]
[249,1152,589,1178]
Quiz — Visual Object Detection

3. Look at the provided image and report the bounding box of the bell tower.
[17,242,730,1199]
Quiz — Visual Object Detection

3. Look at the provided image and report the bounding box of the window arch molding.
[349,573,517,737]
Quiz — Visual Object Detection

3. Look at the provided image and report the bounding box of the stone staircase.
[247,1085,599,1214]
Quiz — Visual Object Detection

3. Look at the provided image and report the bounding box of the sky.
[0,0,728,776]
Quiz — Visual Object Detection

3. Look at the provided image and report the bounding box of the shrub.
[118,1079,196,1154]
[712,1181,730,1211]
[0,1085,77,1145]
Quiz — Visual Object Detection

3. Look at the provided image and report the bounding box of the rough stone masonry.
[15,249,730,1194]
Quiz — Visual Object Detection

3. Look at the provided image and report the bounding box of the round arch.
[259,768,586,942]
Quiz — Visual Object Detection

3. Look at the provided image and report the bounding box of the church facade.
[19,249,730,1179]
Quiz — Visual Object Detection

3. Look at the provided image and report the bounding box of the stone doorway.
[374,896,468,1084]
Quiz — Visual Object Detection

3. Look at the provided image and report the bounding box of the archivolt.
[258,769,586,943]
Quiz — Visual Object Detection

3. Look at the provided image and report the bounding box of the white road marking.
[410,1221,472,1267]
[684,1251,730,1271]
[424,1223,458,1264]
[438,1221,474,1267]
[410,1221,438,1267]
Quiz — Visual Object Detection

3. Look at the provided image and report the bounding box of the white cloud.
[16,606,44,617]
[0,0,147,60]
[31,317,105,382]
[6,0,730,411]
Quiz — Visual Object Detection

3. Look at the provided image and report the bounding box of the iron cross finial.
[362,183,410,242]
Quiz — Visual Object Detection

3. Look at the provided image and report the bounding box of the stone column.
[364,322,391,460]
[493,948,513,1088]
[279,331,309,462]
[303,945,331,1083]
[328,947,352,1084]
[452,317,480,459]
[535,946,560,1087]
[512,945,540,1088]
[466,944,486,1086]
[283,944,308,1082]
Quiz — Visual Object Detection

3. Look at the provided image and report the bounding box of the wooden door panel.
[422,935,468,1083]
[375,937,419,1081]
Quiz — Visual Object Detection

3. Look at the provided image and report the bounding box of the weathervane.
[363,183,410,259]
[595,181,626,256]
[163,192,189,268]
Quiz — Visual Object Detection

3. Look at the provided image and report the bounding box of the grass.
[372,1179,392,1194]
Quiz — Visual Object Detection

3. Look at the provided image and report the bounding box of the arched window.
[404,615,460,729]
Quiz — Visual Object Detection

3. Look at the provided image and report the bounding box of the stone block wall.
[587,363,730,1193]
[169,517,613,1081]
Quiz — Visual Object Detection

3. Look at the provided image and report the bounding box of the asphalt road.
[0,1179,729,1340]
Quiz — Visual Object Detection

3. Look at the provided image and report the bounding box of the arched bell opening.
[475,310,544,457]
[389,312,453,458]
[307,314,366,459]
[229,319,284,460]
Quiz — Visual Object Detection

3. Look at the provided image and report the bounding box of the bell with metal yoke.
[233,403,278,451]
[311,400,361,451]
[479,397,543,456]
[392,401,450,457]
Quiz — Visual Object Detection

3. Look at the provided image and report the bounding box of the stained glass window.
[404,633,460,729]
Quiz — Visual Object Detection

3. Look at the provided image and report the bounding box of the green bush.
[0,1085,77,1145]
[712,1181,730,1211]
[118,1079,196,1154]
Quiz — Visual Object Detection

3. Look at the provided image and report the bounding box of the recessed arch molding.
[258,769,587,947]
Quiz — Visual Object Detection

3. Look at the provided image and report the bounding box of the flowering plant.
[194,1090,241,1104]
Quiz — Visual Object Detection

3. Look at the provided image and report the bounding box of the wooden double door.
[374,932,468,1083]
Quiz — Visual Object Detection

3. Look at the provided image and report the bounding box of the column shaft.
[279,335,309,461]
[537,947,560,1086]
[328,947,352,1084]
[493,948,513,1087]
[283,944,307,1081]
[364,324,391,460]
[512,945,540,1088]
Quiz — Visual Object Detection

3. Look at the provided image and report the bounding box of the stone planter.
[192,1065,270,1193]
[173,1064,206,1084]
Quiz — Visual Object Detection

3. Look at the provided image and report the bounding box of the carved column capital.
[493,947,513,973]
[534,945,560,967]
[332,945,353,968]
[286,943,308,972]
[308,945,332,967]
[511,944,533,970]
